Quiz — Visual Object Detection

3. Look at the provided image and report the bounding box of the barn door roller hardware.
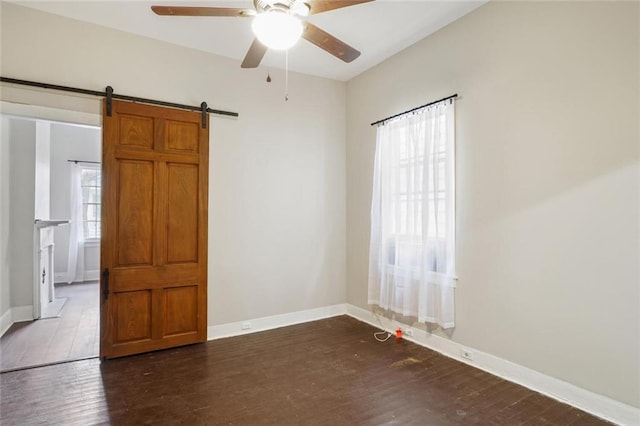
[201,102,208,128]
[106,86,113,117]
[0,76,238,128]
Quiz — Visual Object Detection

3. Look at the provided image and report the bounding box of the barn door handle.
[102,268,110,301]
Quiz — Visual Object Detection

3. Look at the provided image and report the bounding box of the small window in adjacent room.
[80,165,101,240]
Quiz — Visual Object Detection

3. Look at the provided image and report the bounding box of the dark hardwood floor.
[0,315,609,425]
[0,281,99,372]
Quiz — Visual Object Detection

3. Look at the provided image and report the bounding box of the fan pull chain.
[285,50,289,102]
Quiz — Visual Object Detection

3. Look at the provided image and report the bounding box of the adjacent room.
[0,118,101,371]
[0,1,638,425]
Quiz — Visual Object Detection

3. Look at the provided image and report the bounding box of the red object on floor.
[396,328,403,340]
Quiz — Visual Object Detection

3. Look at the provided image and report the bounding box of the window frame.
[383,107,454,277]
[79,164,101,243]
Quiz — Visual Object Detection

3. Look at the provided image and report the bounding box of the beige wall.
[4,119,36,309]
[346,1,639,408]
[34,121,50,221]
[0,117,10,318]
[0,3,347,325]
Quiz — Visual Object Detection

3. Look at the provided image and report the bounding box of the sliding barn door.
[100,100,208,359]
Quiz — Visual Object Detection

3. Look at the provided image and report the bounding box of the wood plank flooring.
[0,315,610,425]
[0,281,99,372]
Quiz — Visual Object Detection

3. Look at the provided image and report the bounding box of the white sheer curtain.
[66,163,85,284]
[368,99,456,328]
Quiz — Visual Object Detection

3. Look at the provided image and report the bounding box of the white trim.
[0,305,34,337]
[32,227,40,319]
[84,270,99,282]
[54,270,99,283]
[84,239,101,248]
[0,100,101,127]
[0,309,11,337]
[345,304,640,426]
[12,305,35,323]
[207,304,347,340]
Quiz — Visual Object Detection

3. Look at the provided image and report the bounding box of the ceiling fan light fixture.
[252,9,303,50]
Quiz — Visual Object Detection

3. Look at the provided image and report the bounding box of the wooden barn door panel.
[101,100,208,359]
[166,163,199,264]
[116,160,154,266]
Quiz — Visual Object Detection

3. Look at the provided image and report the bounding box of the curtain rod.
[0,76,239,118]
[370,94,458,127]
[68,160,100,164]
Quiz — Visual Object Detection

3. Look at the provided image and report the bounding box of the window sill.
[84,239,100,248]
[384,266,458,287]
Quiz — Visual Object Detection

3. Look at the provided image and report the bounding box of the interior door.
[100,100,208,359]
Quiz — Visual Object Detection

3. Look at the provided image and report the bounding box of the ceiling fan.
[151,0,374,69]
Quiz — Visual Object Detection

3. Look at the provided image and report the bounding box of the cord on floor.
[374,330,392,342]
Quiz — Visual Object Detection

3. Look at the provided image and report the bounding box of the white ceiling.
[13,0,485,81]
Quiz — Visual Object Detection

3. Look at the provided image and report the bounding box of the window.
[388,109,451,273]
[368,98,456,328]
[80,166,101,240]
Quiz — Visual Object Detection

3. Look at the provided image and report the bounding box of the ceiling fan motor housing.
[254,0,310,16]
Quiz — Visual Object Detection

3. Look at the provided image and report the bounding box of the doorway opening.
[0,115,101,372]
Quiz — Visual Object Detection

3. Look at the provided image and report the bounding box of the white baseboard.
[207,304,347,340]
[345,304,639,426]
[84,270,99,281]
[0,305,34,337]
[0,308,11,337]
[54,270,99,284]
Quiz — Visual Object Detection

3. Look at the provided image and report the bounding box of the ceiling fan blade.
[302,23,361,63]
[151,6,255,17]
[306,0,374,15]
[241,39,269,68]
